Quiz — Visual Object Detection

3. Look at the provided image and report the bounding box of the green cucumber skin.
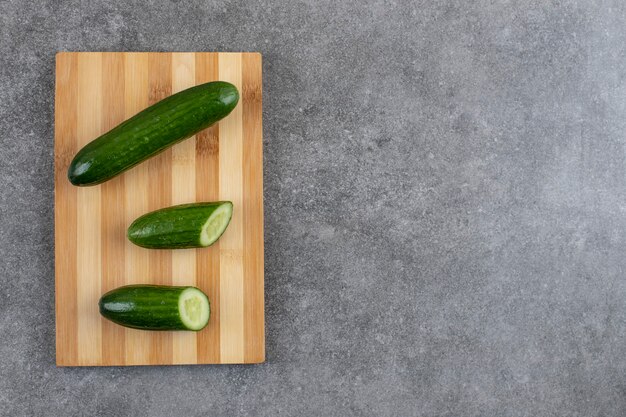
[127,202,232,249]
[68,81,239,186]
[99,285,208,331]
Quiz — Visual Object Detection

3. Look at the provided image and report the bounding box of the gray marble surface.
[2,1,626,416]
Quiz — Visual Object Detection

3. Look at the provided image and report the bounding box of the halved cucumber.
[99,285,210,331]
[127,202,233,249]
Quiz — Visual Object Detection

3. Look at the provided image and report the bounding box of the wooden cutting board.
[54,52,264,366]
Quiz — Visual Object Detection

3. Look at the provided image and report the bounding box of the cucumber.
[68,81,239,186]
[127,201,233,249]
[99,285,210,331]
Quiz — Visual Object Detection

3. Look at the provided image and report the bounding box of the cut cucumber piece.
[99,285,210,331]
[178,287,211,330]
[68,81,239,186]
[127,202,233,249]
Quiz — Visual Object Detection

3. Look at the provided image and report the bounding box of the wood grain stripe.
[218,53,245,363]
[101,53,126,365]
[123,53,151,365]
[55,53,78,366]
[76,53,103,365]
[171,52,197,364]
[147,52,173,364]
[195,53,221,363]
[242,53,265,363]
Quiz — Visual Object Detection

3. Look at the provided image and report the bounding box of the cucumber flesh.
[179,287,211,330]
[200,203,233,247]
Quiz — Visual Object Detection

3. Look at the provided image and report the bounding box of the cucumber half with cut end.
[127,201,233,249]
[99,285,210,331]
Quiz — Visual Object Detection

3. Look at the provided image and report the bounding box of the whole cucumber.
[68,81,239,186]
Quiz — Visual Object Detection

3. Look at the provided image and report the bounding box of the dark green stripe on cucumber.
[127,202,233,249]
[68,81,239,186]
[99,285,210,331]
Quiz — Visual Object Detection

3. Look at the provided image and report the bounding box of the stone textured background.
[2,1,626,416]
